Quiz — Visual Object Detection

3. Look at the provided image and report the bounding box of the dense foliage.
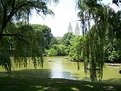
[0,0,58,72]
[76,0,121,81]
[69,36,82,61]
[0,0,121,82]
[0,23,53,71]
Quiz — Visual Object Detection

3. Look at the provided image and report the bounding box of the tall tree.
[0,0,58,72]
[77,0,121,81]
[69,36,83,70]
[77,0,110,81]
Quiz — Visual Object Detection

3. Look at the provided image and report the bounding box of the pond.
[44,57,121,81]
[0,56,121,81]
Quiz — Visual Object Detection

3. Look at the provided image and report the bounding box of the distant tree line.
[46,32,121,64]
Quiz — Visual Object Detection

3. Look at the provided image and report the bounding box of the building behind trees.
[68,22,73,33]
[75,23,80,36]
[67,22,80,36]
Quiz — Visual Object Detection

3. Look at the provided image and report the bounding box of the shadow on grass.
[103,78,121,85]
[0,69,121,91]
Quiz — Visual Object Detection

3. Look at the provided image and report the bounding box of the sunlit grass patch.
[71,87,80,91]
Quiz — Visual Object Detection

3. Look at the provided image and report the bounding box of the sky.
[30,0,120,37]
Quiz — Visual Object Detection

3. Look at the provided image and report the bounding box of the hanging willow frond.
[77,0,112,81]
[12,25,46,68]
[0,37,11,72]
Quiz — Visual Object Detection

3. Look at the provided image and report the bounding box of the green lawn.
[0,69,121,91]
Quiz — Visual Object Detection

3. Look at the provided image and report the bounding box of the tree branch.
[2,33,30,46]
[1,0,7,32]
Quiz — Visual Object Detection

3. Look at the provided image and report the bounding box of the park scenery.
[0,0,121,91]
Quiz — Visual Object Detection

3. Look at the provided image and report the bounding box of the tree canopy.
[77,0,121,81]
[0,0,58,72]
[0,0,58,39]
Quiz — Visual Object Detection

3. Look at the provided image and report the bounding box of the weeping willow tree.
[13,24,47,68]
[0,0,58,72]
[0,23,52,72]
[76,0,120,81]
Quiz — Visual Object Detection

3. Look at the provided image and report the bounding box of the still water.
[43,57,121,80]
[1,56,121,81]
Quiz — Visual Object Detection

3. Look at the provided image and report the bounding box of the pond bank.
[1,56,121,81]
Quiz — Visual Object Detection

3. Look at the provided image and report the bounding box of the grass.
[0,69,121,91]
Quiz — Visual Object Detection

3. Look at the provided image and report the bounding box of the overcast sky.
[30,0,120,37]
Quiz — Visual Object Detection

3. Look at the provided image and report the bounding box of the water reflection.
[46,57,121,80]
[50,59,74,80]
[51,61,63,78]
